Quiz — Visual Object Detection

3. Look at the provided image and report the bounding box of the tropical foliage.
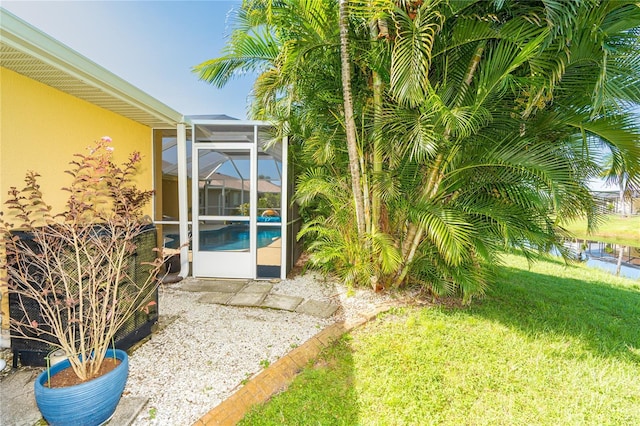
[195,0,640,300]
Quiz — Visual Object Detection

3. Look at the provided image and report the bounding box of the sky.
[1,1,633,193]
[2,0,254,119]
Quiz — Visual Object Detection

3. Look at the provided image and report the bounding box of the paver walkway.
[177,279,340,318]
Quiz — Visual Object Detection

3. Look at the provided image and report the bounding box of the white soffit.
[0,8,183,128]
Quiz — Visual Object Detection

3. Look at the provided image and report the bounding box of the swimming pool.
[198,225,281,251]
[165,225,281,251]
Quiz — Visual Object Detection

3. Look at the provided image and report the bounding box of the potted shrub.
[0,137,163,425]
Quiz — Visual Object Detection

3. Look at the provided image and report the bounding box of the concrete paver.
[179,279,338,320]
[180,280,247,293]
[0,369,41,426]
[260,294,304,311]
[110,397,149,425]
[198,292,234,304]
[226,292,268,307]
[239,283,273,294]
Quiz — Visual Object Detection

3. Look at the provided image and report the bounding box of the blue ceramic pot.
[34,349,129,426]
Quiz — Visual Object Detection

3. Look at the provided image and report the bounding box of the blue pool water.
[199,225,281,251]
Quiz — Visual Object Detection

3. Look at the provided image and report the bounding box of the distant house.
[591,189,639,215]
[0,9,298,349]
[198,172,282,216]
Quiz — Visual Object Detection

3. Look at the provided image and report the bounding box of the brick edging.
[193,303,395,426]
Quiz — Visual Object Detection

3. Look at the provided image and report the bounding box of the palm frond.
[389,3,444,106]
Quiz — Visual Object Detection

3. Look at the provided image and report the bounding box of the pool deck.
[257,237,281,266]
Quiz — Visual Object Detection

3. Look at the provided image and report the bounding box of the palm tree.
[195,0,640,300]
[339,0,367,237]
[602,154,635,216]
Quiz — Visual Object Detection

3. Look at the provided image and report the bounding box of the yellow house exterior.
[0,8,183,348]
[1,67,153,213]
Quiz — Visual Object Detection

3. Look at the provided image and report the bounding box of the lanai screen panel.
[191,121,287,279]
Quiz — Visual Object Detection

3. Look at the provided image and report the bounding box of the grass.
[239,254,640,425]
[564,214,640,246]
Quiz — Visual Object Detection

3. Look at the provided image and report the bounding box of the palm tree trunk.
[370,10,388,284]
[454,41,485,108]
[393,225,424,287]
[339,0,366,237]
[372,72,383,233]
[392,154,446,287]
[361,141,371,233]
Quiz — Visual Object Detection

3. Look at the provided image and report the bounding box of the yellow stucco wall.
[0,67,153,215]
[0,67,154,338]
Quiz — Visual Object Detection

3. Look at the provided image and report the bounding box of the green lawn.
[240,255,640,425]
[564,214,640,246]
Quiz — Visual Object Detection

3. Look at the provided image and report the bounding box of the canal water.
[567,241,640,280]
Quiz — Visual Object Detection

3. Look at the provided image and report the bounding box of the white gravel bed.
[126,273,394,425]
